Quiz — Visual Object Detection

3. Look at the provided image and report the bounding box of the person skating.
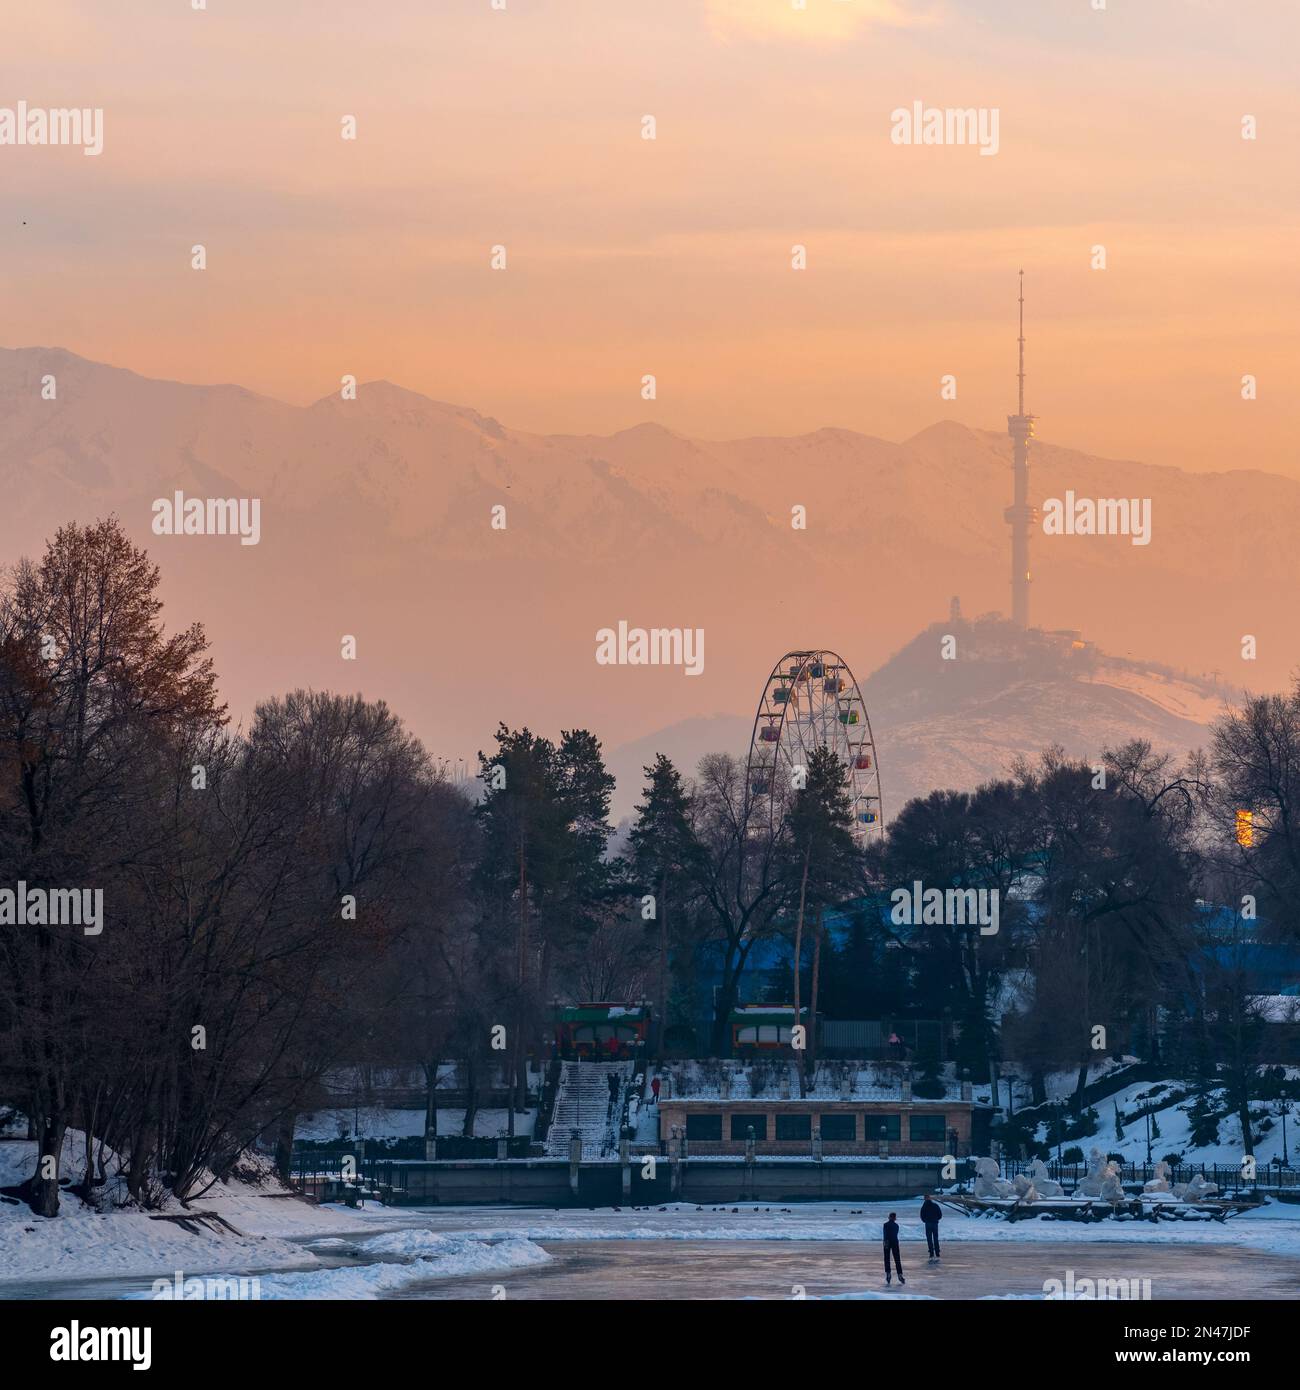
[883,1212,905,1285]
[650,1075,661,1105]
[919,1194,942,1261]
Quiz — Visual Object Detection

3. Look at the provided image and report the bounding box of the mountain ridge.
[2,346,1291,804]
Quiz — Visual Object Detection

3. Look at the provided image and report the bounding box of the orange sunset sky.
[4,0,1298,476]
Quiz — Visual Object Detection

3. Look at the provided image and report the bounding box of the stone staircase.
[543,1061,628,1159]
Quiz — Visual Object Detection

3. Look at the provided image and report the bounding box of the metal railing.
[288,1153,412,1203]
[1000,1157,1297,1194]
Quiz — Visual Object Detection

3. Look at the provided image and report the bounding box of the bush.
[1064,1107,1099,1141]
[1161,1152,1184,1168]
[1062,1146,1085,1165]
[1187,1094,1220,1148]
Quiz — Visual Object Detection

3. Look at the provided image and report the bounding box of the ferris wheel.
[744,649,884,847]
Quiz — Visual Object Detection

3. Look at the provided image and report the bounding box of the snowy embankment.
[1012,1071,1300,1169]
[0,1132,361,1285]
[122,1231,551,1301]
[0,1129,553,1295]
[6,1112,1300,1298]
[295,1105,536,1142]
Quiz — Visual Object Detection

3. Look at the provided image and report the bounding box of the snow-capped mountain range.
[3,346,1285,815]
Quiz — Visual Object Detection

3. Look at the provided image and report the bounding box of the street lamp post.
[1272,1099,1291,1167]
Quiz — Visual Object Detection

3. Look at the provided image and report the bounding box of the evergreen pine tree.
[628,754,702,1056]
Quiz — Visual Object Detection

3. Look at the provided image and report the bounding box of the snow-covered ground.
[6,1172,1300,1299]
[0,1131,383,1286]
[663,1059,964,1103]
[296,1106,535,1142]
[122,1230,552,1301]
[1024,1077,1298,1170]
[6,1096,1300,1300]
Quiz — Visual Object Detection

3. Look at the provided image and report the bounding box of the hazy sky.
[4,0,1298,474]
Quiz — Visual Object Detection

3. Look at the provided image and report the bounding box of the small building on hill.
[553,1002,651,1060]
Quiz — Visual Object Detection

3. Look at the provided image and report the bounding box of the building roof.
[663,1096,968,1109]
[663,1060,970,1105]
[729,1006,807,1024]
[554,1003,649,1024]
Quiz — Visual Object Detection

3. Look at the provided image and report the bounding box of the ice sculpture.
[1175,1173,1219,1201]
[1076,1147,1114,1197]
[1026,1157,1064,1197]
[1143,1160,1173,1194]
[973,1156,1017,1198]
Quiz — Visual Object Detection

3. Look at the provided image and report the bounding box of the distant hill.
[1,347,1285,800]
[609,618,1229,817]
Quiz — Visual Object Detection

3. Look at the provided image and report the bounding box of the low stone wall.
[679,1161,945,1202]
[378,1158,946,1206]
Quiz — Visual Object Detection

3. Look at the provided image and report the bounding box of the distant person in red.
[606,1035,619,1060]
[650,1076,661,1105]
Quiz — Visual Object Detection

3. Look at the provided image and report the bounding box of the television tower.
[1004,270,1037,628]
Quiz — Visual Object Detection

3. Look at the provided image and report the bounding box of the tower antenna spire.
[1004,270,1037,629]
[1017,268,1025,416]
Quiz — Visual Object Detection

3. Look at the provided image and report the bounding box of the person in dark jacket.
[607,1070,620,1114]
[919,1195,943,1260]
[883,1213,905,1285]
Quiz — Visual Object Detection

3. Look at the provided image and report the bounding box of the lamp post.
[1272,1099,1291,1167]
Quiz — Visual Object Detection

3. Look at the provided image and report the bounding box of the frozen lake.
[400,1237,1300,1300]
[7,1200,1300,1301]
